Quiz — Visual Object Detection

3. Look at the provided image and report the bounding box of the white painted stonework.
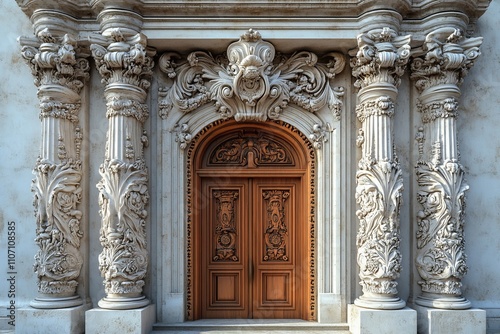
[1,0,499,333]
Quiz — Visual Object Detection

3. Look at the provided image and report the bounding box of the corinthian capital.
[90,29,155,91]
[351,27,411,89]
[20,28,89,95]
[411,27,482,92]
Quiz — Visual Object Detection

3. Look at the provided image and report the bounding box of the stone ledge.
[16,303,89,334]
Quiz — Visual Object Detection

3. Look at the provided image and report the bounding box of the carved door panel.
[200,177,304,319]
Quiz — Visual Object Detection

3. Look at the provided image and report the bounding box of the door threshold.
[152,319,350,333]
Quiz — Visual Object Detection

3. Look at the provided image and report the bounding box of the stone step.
[152,319,351,333]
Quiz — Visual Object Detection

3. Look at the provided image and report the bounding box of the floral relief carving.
[355,163,404,295]
[263,190,290,261]
[213,190,239,262]
[208,131,294,167]
[32,159,84,295]
[159,29,345,121]
[97,159,149,295]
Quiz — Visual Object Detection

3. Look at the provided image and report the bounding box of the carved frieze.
[207,131,294,167]
[159,29,345,122]
[263,190,290,261]
[213,190,239,262]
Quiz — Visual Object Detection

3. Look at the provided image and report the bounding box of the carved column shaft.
[351,27,410,309]
[19,29,89,308]
[411,27,482,309]
[91,29,155,310]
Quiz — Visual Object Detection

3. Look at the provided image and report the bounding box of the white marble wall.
[1,0,500,332]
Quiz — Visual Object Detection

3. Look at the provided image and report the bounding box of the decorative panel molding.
[262,190,290,262]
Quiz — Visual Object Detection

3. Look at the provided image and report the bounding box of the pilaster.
[410,27,482,310]
[18,27,89,309]
[350,27,411,310]
[90,22,156,310]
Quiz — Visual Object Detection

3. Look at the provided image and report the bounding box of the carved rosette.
[91,29,155,309]
[19,28,89,308]
[351,27,410,310]
[158,29,345,122]
[411,27,482,309]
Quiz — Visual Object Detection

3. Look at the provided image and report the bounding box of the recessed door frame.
[187,120,316,320]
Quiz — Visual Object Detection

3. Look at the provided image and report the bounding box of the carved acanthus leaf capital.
[19,28,90,95]
[351,27,411,89]
[411,27,483,92]
[159,29,345,122]
[90,30,155,91]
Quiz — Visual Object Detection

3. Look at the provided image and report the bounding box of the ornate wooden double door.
[192,124,310,319]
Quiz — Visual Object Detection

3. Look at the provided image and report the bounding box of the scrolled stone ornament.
[158,29,345,121]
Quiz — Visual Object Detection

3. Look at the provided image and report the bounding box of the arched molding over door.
[186,119,316,320]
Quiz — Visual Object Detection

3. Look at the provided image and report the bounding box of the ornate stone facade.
[7,0,495,333]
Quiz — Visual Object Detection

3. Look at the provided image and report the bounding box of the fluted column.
[19,28,89,308]
[350,27,411,309]
[90,28,155,310]
[411,27,482,309]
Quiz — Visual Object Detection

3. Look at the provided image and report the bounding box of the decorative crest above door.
[159,29,345,122]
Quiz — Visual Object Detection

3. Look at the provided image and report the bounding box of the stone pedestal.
[348,304,417,334]
[16,303,89,334]
[85,304,155,334]
[413,304,486,334]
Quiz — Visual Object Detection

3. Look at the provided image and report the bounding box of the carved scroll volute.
[351,27,410,310]
[411,28,482,310]
[158,29,345,123]
[19,28,89,309]
[90,28,155,310]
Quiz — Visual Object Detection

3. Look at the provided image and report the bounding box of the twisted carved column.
[411,27,482,309]
[19,28,89,308]
[351,27,411,309]
[90,29,155,310]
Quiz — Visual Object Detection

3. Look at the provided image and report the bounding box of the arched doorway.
[187,120,315,320]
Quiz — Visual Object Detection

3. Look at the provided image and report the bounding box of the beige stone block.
[348,304,417,334]
[16,304,88,334]
[413,304,486,334]
[85,304,155,334]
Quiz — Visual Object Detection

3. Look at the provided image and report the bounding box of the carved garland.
[185,119,316,320]
[159,29,345,122]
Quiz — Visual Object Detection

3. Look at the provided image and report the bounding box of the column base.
[413,304,486,334]
[98,295,150,310]
[348,304,417,334]
[354,294,406,310]
[17,303,89,334]
[85,304,155,334]
[415,294,471,310]
[30,294,83,309]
